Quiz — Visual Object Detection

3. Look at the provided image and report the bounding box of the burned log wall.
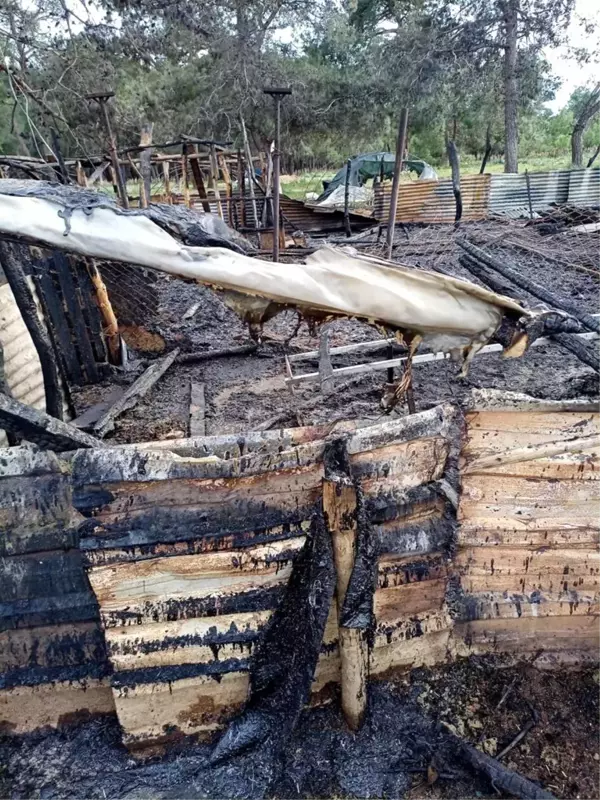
[1,404,598,745]
[453,409,600,666]
[0,448,114,733]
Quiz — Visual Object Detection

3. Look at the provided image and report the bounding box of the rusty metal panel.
[373,175,490,223]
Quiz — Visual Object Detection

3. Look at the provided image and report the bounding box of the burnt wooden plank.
[75,466,322,553]
[93,349,180,437]
[0,549,98,631]
[50,251,99,383]
[0,393,103,452]
[0,472,79,556]
[32,258,83,385]
[0,242,64,418]
[70,257,108,365]
[0,678,115,734]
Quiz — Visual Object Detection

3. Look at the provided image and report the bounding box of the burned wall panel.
[454,409,600,661]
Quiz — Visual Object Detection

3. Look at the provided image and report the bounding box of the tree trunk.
[480,123,492,174]
[571,85,600,167]
[571,127,584,168]
[503,0,519,173]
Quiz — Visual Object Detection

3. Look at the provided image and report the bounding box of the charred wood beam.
[0,241,64,419]
[458,740,557,799]
[446,139,462,223]
[0,392,102,451]
[323,438,369,730]
[176,343,257,365]
[93,348,180,437]
[458,239,600,334]
[458,253,599,372]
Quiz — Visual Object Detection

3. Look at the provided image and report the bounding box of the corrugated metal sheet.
[0,277,46,446]
[489,170,570,213]
[567,167,600,207]
[373,175,491,224]
[0,278,46,407]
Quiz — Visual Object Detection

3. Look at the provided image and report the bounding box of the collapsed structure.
[0,172,598,798]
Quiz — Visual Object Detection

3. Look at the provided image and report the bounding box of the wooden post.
[237,149,246,228]
[323,475,368,731]
[318,325,334,394]
[446,139,462,224]
[87,260,121,365]
[162,161,172,203]
[187,144,211,213]
[139,122,153,207]
[343,158,352,238]
[181,148,191,208]
[525,169,533,220]
[240,116,259,228]
[386,107,409,259]
[75,161,88,187]
[218,153,233,227]
[209,145,224,219]
[50,128,69,184]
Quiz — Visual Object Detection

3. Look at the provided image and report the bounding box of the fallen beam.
[176,344,258,364]
[458,741,557,800]
[0,392,103,451]
[458,239,600,334]
[93,348,179,437]
[458,253,599,372]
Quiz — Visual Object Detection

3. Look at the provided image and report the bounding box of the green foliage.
[0,0,597,171]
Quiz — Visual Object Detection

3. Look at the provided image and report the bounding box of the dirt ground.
[15,217,597,800]
[1,657,597,799]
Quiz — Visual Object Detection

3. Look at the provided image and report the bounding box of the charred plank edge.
[51,251,100,383]
[98,584,287,628]
[93,348,180,436]
[31,254,82,390]
[0,241,64,418]
[0,393,103,452]
[111,657,250,689]
[1,661,110,691]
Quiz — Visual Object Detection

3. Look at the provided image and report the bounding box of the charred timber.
[458,239,600,334]
[0,241,64,418]
[0,393,102,451]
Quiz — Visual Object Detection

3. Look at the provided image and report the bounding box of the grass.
[279,154,580,201]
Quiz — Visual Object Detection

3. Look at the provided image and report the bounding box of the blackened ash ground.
[1,658,597,799]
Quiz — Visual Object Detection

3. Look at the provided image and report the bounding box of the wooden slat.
[0,678,114,734]
[111,670,249,745]
[0,621,106,672]
[88,538,304,626]
[454,615,599,656]
[350,436,449,494]
[50,251,99,383]
[105,610,272,671]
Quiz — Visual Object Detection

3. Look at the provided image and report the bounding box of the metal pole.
[386,107,409,260]
[263,87,291,262]
[273,95,281,262]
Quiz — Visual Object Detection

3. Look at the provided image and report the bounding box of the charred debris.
[0,129,598,800]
